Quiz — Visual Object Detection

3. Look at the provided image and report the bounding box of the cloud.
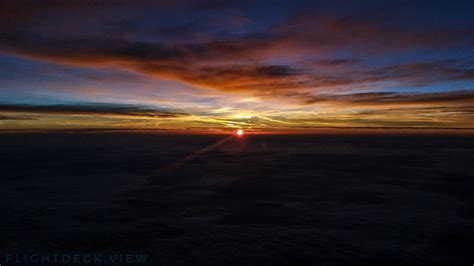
[310,59,361,67]
[0,103,188,118]
[0,114,36,120]
[276,11,474,53]
[362,60,474,86]
[138,63,306,91]
[302,90,474,106]
[0,1,473,131]
[0,1,473,97]
[191,0,250,10]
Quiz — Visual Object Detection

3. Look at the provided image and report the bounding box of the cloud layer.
[0,0,473,129]
[0,103,188,118]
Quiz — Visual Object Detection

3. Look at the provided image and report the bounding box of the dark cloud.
[0,114,36,120]
[0,0,473,123]
[0,0,245,31]
[311,59,361,67]
[79,69,145,83]
[278,11,474,52]
[1,29,472,95]
[302,91,474,106]
[0,103,188,118]
[136,63,307,91]
[191,0,249,10]
[0,0,473,96]
[362,60,474,86]
[3,17,472,93]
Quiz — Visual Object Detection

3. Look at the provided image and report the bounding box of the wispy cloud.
[302,90,474,106]
[0,114,36,120]
[0,103,188,118]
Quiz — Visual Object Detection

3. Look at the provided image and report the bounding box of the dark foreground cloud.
[0,103,188,118]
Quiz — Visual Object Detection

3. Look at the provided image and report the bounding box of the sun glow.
[236,129,244,136]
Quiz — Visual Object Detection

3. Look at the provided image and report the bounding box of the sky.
[0,0,473,131]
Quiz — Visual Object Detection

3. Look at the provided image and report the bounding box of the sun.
[236,129,244,136]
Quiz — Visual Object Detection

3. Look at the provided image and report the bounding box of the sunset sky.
[0,0,473,131]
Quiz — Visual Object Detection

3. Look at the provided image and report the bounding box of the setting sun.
[236,129,244,136]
